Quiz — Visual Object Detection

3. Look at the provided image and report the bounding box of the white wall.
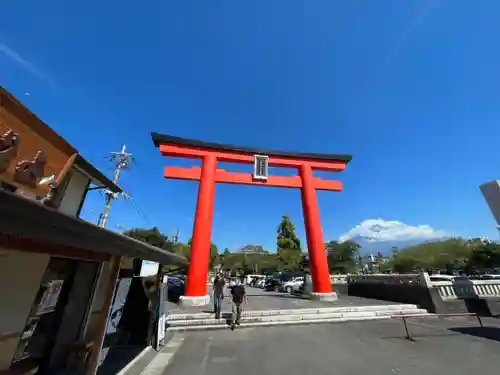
[58,168,90,217]
[0,249,50,369]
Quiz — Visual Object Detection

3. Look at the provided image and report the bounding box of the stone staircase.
[166,303,431,331]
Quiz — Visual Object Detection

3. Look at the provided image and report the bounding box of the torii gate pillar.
[152,133,352,307]
[183,154,217,306]
[299,164,333,296]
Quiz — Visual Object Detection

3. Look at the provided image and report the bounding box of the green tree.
[467,241,500,270]
[221,248,231,268]
[276,216,302,271]
[172,242,191,260]
[257,254,279,274]
[209,243,220,269]
[123,227,174,252]
[391,238,472,273]
[214,246,281,275]
[184,237,220,270]
[325,240,359,273]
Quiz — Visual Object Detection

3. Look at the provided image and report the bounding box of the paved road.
[162,316,500,375]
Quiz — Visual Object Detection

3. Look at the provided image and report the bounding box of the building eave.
[74,154,122,194]
[0,190,188,266]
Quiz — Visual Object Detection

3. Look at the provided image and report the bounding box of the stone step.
[167,311,434,331]
[167,304,420,321]
[167,308,428,327]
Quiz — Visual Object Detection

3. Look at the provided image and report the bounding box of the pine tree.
[276,216,303,271]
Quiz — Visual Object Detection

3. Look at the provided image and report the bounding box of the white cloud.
[339,219,448,243]
[0,43,53,85]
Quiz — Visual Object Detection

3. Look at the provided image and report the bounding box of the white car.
[281,277,304,293]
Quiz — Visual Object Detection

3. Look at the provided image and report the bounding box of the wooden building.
[0,87,187,375]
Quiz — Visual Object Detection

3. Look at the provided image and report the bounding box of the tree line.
[123,218,500,275]
[388,238,500,274]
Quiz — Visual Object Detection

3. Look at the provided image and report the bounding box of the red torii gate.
[152,133,352,306]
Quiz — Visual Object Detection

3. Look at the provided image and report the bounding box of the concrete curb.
[140,334,185,375]
[115,347,157,375]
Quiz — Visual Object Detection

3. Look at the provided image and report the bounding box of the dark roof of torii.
[151,133,352,164]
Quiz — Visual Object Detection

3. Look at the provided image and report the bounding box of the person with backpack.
[229,278,247,330]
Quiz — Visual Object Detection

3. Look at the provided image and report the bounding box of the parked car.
[264,278,282,292]
[257,278,266,288]
[249,276,266,287]
[280,277,304,293]
[166,277,185,302]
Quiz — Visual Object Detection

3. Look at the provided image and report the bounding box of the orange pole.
[299,163,333,294]
[185,153,217,298]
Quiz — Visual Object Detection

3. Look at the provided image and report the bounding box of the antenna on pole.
[97,145,134,228]
[173,228,180,244]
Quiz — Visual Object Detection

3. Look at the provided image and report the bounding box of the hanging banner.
[106,278,132,334]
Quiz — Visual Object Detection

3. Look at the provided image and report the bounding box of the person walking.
[213,273,225,319]
[230,278,247,330]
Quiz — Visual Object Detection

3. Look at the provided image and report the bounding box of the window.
[253,155,269,180]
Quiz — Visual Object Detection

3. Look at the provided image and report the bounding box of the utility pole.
[97,145,134,228]
[86,145,134,375]
[173,228,180,244]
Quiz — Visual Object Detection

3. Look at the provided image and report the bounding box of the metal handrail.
[390,312,483,341]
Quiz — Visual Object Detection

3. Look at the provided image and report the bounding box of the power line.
[126,194,155,227]
[117,177,180,241]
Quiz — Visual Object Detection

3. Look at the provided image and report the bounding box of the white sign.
[139,261,160,277]
[156,279,168,347]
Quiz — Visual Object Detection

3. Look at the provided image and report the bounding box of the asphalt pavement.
[168,285,400,315]
[161,314,500,375]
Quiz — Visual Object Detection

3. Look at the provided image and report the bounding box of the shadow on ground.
[381,332,461,340]
[97,345,145,375]
[449,326,500,342]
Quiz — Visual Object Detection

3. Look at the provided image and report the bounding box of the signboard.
[253,155,269,180]
[139,260,160,277]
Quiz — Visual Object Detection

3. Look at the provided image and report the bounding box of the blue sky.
[2,0,500,252]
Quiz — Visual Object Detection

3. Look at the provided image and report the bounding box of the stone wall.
[341,273,500,316]
[346,277,441,313]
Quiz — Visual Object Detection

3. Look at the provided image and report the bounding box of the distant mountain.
[338,218,450,256]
